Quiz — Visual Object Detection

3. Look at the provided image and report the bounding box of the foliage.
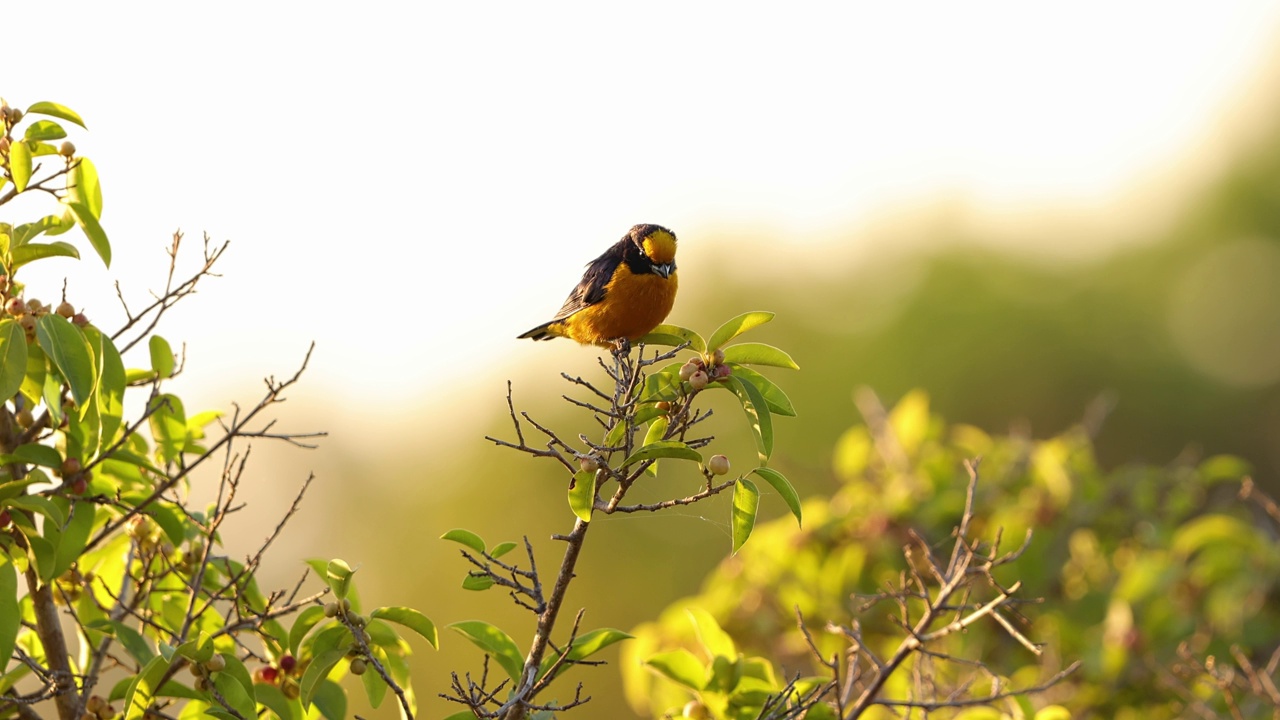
[0,99,434,720]
[626,390,1280,719]
[443,314,800,717]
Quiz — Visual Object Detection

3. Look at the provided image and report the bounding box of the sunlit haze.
[8,2,1280,407]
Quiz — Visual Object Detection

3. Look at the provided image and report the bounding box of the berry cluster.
[324,598,373,675]
[80,693,116,720]
[252,652,302,698]
[678,348,732,390]
[1,274,89,336]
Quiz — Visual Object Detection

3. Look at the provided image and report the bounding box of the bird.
[519,223,678,350]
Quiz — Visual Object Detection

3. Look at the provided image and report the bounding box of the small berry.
[8,108,22,123]
[324,601,339,618]
[278,654,297,673]
[351,613,367,628]
[683,701,711,719]
[656,401,672,413]
[59,141,76,157]
[204,654,226,673]
[711,348,725,365]
[18,315,35,333]
[69,477,87,495]
[349,658,367,676]
[678,361,700,381]
[86,696,106,713]
[713,364,733,382]
[0,509,10,528]
[5,298,24,316]
[254,665,279,684]
[14,408,33,428]
[281,680,300,699]
[688,370,710,390]
[194,676,210,692]
[25,298,42,314]
[72,312,89,327]
[578,455,599,473]
[56,301,74,318]
[342,598,351,612]
[61,457,82,477]
[707,455,730,476]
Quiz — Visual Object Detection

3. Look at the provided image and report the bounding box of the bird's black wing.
[547,239,626,322]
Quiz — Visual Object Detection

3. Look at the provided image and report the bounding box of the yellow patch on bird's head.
[636,225,678,265]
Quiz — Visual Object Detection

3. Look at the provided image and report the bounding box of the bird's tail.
[517,322,560,341]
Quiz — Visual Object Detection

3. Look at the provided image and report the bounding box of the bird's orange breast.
[560,265,678,346]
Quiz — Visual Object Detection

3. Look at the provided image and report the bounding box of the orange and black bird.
[519,224,678,349]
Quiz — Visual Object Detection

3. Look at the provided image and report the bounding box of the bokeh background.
[9,2,1280,716]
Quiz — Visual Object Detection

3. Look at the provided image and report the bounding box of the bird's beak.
[653,263,674,279]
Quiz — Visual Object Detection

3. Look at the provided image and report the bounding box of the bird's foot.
[609,338,632,357]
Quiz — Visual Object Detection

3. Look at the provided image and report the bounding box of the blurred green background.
[210,58,1280,717]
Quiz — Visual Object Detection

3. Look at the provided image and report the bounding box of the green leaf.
[310,678,346,720]
[20,342,46,406]
[23,120,66,142]
[645,648,706,690]
[10,494,65,527]
[53,500,96,579]
[490,541,518,558]
[440,528,486,554]
[324,558,354,599]
[254,682,302,720]
[722,342,799,369]
[288,605,328,657]
[726,376,774,462]
[147,393,187,464]
[449,620,525,681]
[84,326,125,448]
[370,606,439,649]
[26,101,86,128]
[728,364,796,416]
[66,201,111,268]
[639,323,706,353]
[9,140,32,192]
[0,320,26,403]
[361,649,389,708]
[149,335,174,379]
[299,648,346,708]
[462,574,496,591]
[26,532,57,582]
[36,313,96,407]
[69,157,103,219]
[212,669,257,720]
[11,241,80,269]
[568,468,596,522]
[642,416,669,476]
[0,553,18,672]
[620,440,702,469]
[640,366,685,404]
[9,443,62,468]
[707,311,774,351]
[110,620,157,666]
[122,655,171,720]
[750,467,802,526]
[11,214,70,246]
[539,628,633,679]
[731,477,760,554]
[687,607,736,659]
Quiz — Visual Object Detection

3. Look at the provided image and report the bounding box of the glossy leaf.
[254,683,302,720]
[642,416,668,476]
[149,335,174,379]
[750,467,802,525]
[11,241,80,269]
[10,442,62,468]
[728,364,796,416]
[450,620,525,680]
[726,376,773,462]
[26,101,87,128]
[324,558,354,599]
[20,342,45,406]
[212,668,257,720]
[639,323,706,353]
[23,120,66,142]
[722,342,799,369]
[9,140,32,192]
[310,678,346,720]
[539,627,633,678]
[361,647,389,708]
[0,554,17,673]
[568,468,596,522]
[11,214,69,246]
[371,606,439,649]
[110,620,156,666]
[440,528,486,554]
[707,311,774,351]
[687,607,736,659]
[147,393,187,464]
[53,500,96,579]
[300,648,346,708]
[620,440,702,469]
[288,605,328,656]
[645,648,706,690]
[122,655,171,720]
[0,320,24,403]
[490,541,518,558]
[70,156,103,218]
[84,326,125,448]
[731,477,760,554]
[36,313,96,407]
[66,201,111,267]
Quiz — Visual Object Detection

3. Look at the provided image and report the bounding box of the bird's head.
[630,224,677,278]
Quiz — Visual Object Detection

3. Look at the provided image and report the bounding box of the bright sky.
[7,2,1280,407]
